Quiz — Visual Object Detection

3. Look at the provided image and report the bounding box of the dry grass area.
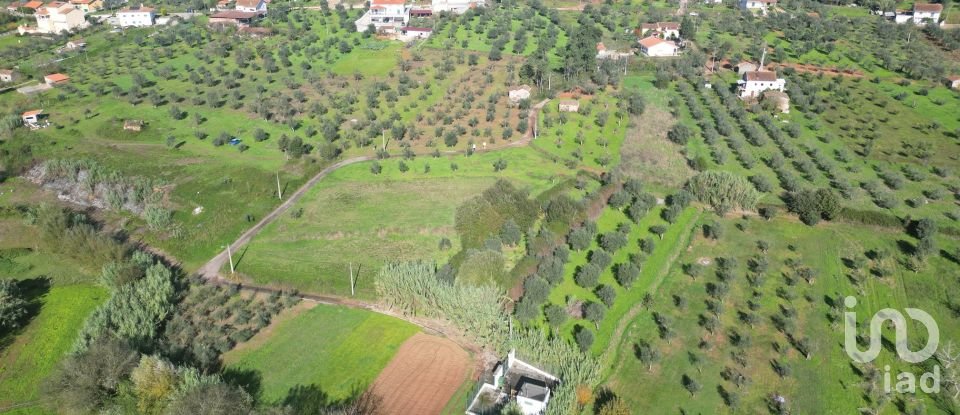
[619,106,692,188]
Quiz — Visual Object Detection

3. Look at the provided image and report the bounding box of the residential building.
[0,69,14,83]
[208,9,259,27]
[639,21,680,39]
[739,0,776,13]
[235,0,265,13]
[737,70,785,99]
[22,1,42,11]
[596,42,631,60]
[911,3,942,24]
[117,5,155,27]
[354,0,408,33]
[44,73,70,85]
[409,8,431,17]
[466,350,559,415]
[215,0,232,10]
[432,0,483,14]
[19,2,86,34]
[69,0,101,13]
[639,36,679,57]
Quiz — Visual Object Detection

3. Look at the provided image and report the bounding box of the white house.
[22,109,44,124]
[235,0,265,13]
[738,70,786,99]
[739,0,776,13]
[911,3,942,24]
[639,21,680,39]
[431,0,484,14]
[355,0,408,33]
[68,0,101,13]
[466,350,559,415]
[639,36,679,57]
[19,2,86,34]
[117,5,155,27]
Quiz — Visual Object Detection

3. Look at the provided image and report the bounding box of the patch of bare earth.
[370,332,471,415]
[620,106,692,188]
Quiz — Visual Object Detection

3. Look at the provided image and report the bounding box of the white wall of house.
[117,10,155,27]
[432,0,484,13]
[355,2,409,32]
[912,10,940,23]
[739,78,786,98]
[34,6,86,34]
[236,0,266,13]
[642,41,679,57]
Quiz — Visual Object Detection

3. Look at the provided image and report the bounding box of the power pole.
[349,262,355,296]
[276,171,282,200]
[227,244,235,274]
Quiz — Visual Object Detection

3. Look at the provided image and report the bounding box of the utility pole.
[227,244,235,274]
[276,171,282,200]
[349,262,355,296]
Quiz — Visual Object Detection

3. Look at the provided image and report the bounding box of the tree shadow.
[0,277,52,352]
[222,367,263,402]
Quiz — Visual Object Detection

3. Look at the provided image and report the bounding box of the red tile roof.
[639,36,665,48]
[23,0,42,8]
[235,0,260,8]
[22,109,43,117]
[44,73,69,82]
[119,5,153,12]
[371,0,404,4]
[210,9,258,18]
[914,3,943,12]
[744,71,778,82]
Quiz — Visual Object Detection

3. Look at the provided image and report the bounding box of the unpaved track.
[370,333,471,415]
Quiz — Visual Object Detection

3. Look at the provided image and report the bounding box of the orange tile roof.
[639,36,665,48]
[914,3,943,12]
[744,71,778,82]
[44,73,69,82]
[22,109,43,117]
[371,0,404,5]
[23,0,42,8]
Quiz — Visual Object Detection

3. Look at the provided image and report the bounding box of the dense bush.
[686,171,760,214]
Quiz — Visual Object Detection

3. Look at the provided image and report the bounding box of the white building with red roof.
[355,0,409,33]
[639,36,679,57]
[19,1,86,34]
[117,5,155,27]
[737,70,785,99]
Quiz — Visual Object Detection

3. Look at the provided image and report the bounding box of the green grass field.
[239,146,573,297]
[0,284,107,409]
[222,304,418,405]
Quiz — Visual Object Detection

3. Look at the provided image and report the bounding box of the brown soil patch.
[370,332,471,415]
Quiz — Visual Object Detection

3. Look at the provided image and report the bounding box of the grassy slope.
[0,284,107,408]
[223,304,418,404]
[239,146,572,297]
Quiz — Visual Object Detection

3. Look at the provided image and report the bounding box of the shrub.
[686,171,760,214]
[575,326,594,352]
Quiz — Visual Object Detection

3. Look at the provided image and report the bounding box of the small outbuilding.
[123,119,144,131]
[735,61,758,73]
[558,100,580,113]
[22,109,43,124]
[44,73,69,85]
[948,76,960,90]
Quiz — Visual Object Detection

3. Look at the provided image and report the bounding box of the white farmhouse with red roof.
[737,71,785,99]
[355,0,409,33]
[639,36,679,57]
[739,0,776,13]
